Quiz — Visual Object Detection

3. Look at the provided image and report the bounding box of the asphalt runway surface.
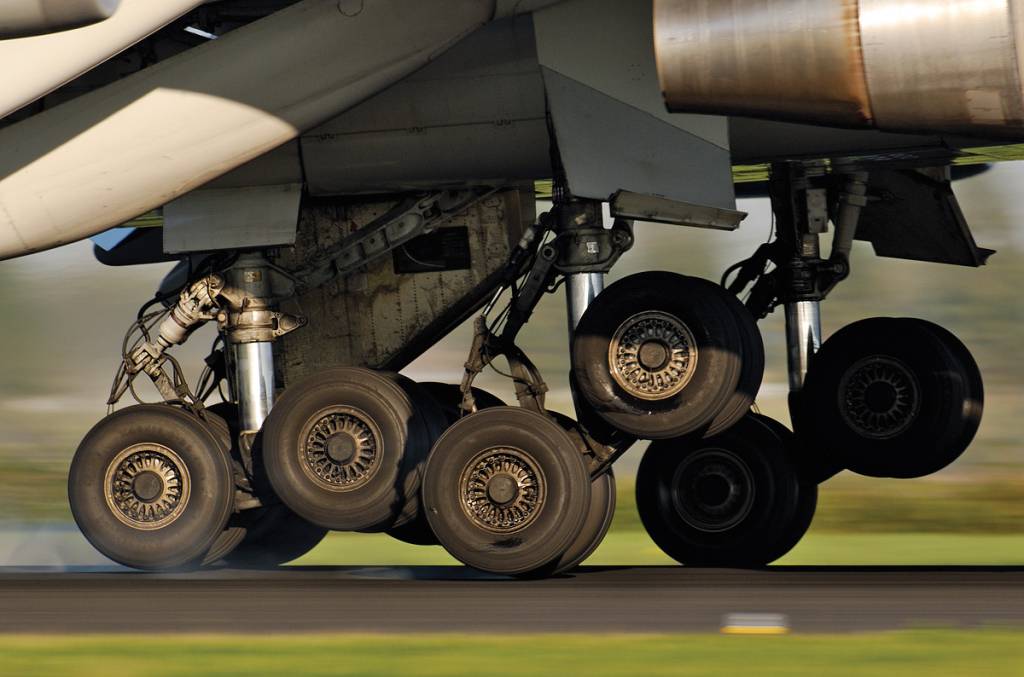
[0,566,1021,634]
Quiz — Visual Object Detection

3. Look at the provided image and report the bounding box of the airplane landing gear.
[422,407,592,577]
[261,367,433,532]
[547,411,617,575]
[800,317,983,478]
[572,272,763,440]
[68,405,235,570]
[729,162,985,482]
[198,403,328,568]
[635,413,816,567]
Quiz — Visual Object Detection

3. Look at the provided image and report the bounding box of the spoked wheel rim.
[670,448,755,533]
[298,405,383,492]
[459,447,546,534]
[423,407,591,577]
[609,310,698,401]
[838,356,921,440]
[104,443,191,531]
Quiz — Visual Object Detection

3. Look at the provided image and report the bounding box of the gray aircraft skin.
[0,0,1015,575]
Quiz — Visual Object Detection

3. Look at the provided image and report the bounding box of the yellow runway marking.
[721,626,790,635]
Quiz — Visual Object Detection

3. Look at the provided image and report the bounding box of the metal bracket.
[459,316,549,415]
[726,165,869,319]
[292,189,497,293]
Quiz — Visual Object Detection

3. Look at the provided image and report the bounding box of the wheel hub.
[301,407,382,491]
[326,433,358,464]
[671,449,754,533]
[461,448,544,533]
[131,470,164,502]
[486,473,520,505]
[609,311,697,401]
[839,356,921,439]
[105,444,190,531]
[638,341,670,371]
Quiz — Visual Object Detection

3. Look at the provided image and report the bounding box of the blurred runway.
[0,566,1021,634]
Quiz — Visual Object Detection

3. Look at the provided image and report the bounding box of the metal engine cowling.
[655,0,1024,139]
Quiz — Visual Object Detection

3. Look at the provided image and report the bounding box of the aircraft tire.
[801,317,974,479]
[568,372,638,466]
[210,503,328,567]
[572,272,743,440]
[68,404,234,571]
[386,383,507,547]
[749,413,818,562]
[702,282,765,437]
[262,367,431,533]
[199,403,328,567]
[417,382,507,425]
[899,318,984,459]
[423,407,591,577]
[552,468,616,575]
[635,413,807,567]
[196,404,246,565]
[545,410,618,574]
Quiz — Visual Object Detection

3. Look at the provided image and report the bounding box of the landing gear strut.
[71,252,326,569]
[728,162,983,481]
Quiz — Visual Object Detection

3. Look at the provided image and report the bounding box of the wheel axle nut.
[486,474,519,505]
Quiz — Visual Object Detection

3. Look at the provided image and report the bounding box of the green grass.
[294,529,1024,567]
[0,632,1021,676]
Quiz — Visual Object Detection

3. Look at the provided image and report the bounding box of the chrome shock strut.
[218,252,305,435]
[767,163,870,393]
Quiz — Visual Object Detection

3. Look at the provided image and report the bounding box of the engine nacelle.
[0,0,120,39]
[656,0,1024,139]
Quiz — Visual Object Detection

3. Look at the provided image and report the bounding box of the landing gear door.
[533,0,736,211]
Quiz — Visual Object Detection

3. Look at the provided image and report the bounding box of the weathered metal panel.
[855,169,995,267]
[301,16,549,195]
[273,188,534,387]
[542,67,736,208]
[533,0,735,209]
[163,184,301,253]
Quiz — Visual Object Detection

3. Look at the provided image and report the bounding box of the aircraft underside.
[0,0,1012,574]
[67,161,988,575]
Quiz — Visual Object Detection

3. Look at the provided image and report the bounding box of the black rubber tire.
[200,403,328,567]
[387,383,506,547]
[423,407,591,577]
[546,411,617,574]
[418,382,507,426]
[552,469,616,574]
[704,282,765,437]
[635,414,803,567]
[900,318,984,458]
[572,272,743,440]
[568,372,637,468]
[377,376,450,546]
[212,503,328,567]
[262,367,430,532]
[371,373,444,530]
[788,389,846,484]
[750,413,818,564]
[68,405,234,571]
[384,512,438,547]
[196,405,246,566]
[801,317,971,479]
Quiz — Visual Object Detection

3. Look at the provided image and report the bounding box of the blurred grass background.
[0,163,1021,565]
[1,632,1021,676]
